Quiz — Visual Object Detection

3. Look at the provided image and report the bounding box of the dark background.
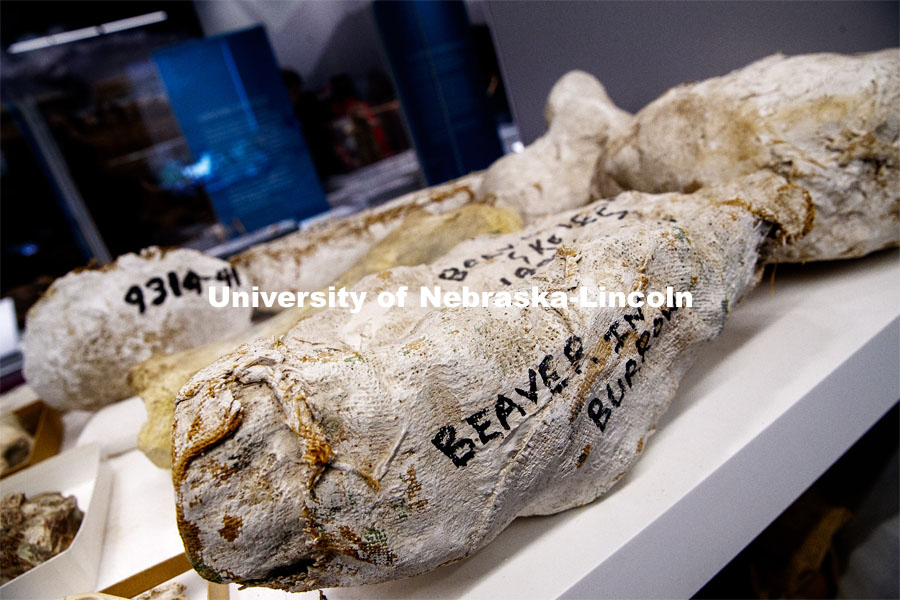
[486,0,900,143]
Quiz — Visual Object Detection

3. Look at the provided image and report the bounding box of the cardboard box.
[1,400,63,477]
[0,443,111,598]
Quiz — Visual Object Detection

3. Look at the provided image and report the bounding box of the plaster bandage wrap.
[230,174,484,307]
[172,174,810,590]
[478,71,633,222]
[131,203,522,468]
[22,247,252,411]
[592,49,900,261]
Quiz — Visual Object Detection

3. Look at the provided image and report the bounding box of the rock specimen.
[479,70,632,223]
[132,581,188,600]
[1,492,84,583]
[171,173,812,590]
[22,247,252,411]
[132,204,522,468]
[592,49,899,262]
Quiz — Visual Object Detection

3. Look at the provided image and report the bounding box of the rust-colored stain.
[175,515,206,576]
[302,428,333,466]
[401,337,428,354]
[632,274,649,293]
[636,438,644,453]
[288,401,333,489]
[297,349,350,364]
[208,460,239,488]
[830,128,897,188]
[337,526,397,566]
[172,395,243,498]
[658,95,766,168]
[576,444,592,468]
[788,185,816,239]
[720,182,814,245]
[569,338,613,422]
[71,259,110,275]
[187,411,205,442]
[218,514,242,542]
[402,465,428,511]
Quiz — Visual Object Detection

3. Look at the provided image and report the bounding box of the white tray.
[1,443,112,599]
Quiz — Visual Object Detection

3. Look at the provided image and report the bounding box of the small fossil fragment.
[131,581,188,600]
[1,492,84,583]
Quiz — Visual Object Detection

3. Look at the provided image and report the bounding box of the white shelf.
[95,249,899,599]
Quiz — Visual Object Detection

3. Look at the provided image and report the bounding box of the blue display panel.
[153,26,328,234]
[374,1,503,186]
